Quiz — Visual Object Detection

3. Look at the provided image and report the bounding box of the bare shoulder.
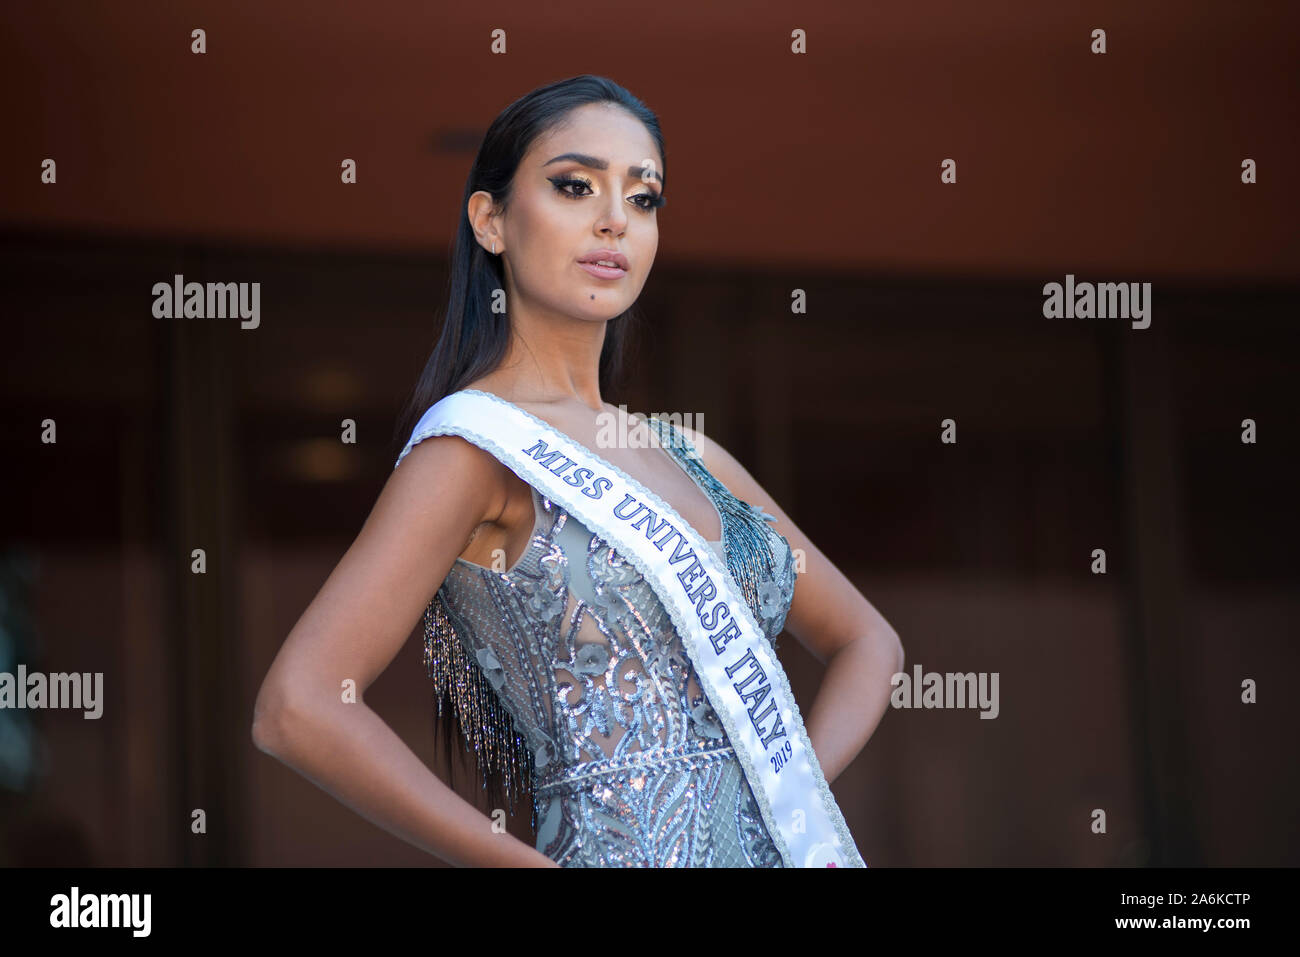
[395,429,502,479]
[391,431,509,527]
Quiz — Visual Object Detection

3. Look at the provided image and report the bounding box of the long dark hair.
[392,75,666,819]
[390,74,667,461]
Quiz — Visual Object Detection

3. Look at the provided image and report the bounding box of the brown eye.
[548,175,592,198]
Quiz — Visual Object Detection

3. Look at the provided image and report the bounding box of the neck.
[486,299,610,412]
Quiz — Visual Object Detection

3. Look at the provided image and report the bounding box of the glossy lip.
[577,260,627,280]
[577,249,629,270]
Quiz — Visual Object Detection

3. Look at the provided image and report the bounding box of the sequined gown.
[422,416,798,867]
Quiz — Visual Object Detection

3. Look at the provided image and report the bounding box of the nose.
[594,193,628,237]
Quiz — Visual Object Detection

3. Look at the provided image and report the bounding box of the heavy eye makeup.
[546,173,665,211]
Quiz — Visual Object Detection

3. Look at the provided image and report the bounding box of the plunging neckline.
[457,389,726,550]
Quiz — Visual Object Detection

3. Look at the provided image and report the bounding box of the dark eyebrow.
[542,152,664,187]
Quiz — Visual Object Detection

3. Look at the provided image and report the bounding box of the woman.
[252,75,903,867]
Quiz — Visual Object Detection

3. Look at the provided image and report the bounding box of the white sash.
[397,389,866,868]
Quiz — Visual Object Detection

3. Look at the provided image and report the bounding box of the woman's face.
[483,102,664,324]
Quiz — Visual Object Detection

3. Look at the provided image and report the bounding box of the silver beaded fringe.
[422,594,538,831]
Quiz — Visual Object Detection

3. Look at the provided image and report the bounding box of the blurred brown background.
[1,0,1296,867]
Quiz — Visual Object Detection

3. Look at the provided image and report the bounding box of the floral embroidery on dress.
[689,699,726,739]
[573,642,611,677]
[475,647,506,691]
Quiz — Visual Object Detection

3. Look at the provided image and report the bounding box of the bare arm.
[680,425,904,785]
[251,434,559,867]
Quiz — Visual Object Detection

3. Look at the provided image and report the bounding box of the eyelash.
[548,175,665,211]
